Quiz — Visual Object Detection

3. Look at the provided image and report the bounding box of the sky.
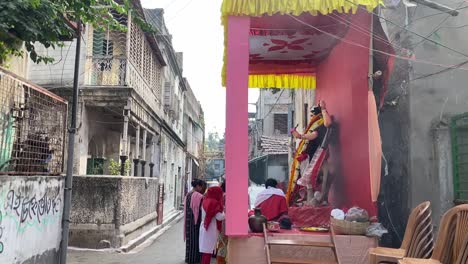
[141,0,258,135]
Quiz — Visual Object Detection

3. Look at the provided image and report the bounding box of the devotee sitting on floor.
[253,178,288,221]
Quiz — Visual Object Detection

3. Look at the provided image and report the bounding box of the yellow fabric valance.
[221,0,380,18]
[249,74,316,89]
[221,0,381,88]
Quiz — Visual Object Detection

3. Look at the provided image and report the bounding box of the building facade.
[25,2,201,221]
[144,8,187,215]
[248,89,292,186]
[367,1,468,246]
[183,78,205,199]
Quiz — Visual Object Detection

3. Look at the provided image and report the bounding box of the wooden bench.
[263,224,338,264]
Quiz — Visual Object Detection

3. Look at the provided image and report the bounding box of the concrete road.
[68,219,215,264]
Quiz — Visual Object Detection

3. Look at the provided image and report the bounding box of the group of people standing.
[184,179,227,264]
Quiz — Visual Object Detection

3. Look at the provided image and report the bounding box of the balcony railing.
[87,56,126,86]
[127,61,160,114]
[85,21,162,115]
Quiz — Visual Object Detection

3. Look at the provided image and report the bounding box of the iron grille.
[451,113,468,203]
[274,113,288,135]
[0,67,67,175]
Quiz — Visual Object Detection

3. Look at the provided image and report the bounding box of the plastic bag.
[331,209,345,220]
[345,207,369,222]
[366,223,388,237]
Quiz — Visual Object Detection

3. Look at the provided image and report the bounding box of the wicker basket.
[330,217,369,235]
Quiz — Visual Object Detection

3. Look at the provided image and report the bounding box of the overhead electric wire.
[342,0,468,58]
[287,14,468,73]
[328,13,411,56]
[410,59,468,81]
[409,5,468,24]
[166,0,194,23]
[327,13,411,75]
[261,89,286,120]
[410,1,467,48]
[163,0,181,10]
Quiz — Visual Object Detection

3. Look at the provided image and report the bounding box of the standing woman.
[184,179,207,264]
[199,186,225,264]
[216,180,228,264]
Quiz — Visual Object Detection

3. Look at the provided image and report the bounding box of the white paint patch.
[0,177,64,263]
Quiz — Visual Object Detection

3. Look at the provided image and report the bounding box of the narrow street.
[68,219,215,264]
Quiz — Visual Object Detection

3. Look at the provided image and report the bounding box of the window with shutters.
[92,30,113,57]
[274,114,288,135]
[164,81,173,110]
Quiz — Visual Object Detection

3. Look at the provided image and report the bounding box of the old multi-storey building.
[143,7,187,215]
[248,89,291,185]
[25,1,200,221]
[181,79,205,203]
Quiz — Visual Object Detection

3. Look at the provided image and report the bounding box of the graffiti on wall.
[0,177,64,263]
[2,189,61,233]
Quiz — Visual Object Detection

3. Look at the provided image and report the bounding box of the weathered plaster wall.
[292,89,316,135]
[380,0,468,239]
[76,103,89,175]
[27,38,87,87]
[3,46,29,78]
[407,23,468,225]
[257,89,291,136]
[432,124,455,222]
[160,132,185,216]
[69,176,159,249]
[0,176,64,264]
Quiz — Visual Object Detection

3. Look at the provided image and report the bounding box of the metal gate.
[0,67,67,175]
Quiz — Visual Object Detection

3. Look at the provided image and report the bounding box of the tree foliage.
[205,132,224,151]
[108,158,130,176]
[0,0,150,64]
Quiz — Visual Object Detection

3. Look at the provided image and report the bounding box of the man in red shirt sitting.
[253,178,288,221]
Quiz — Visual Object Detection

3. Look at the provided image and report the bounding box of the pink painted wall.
[316,10,376,216]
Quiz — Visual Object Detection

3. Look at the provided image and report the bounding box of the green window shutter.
[93,30,105,56]
[451,114,468,203]
[87,158,95,175]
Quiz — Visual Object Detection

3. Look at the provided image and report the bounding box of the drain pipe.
[59,21,82,264]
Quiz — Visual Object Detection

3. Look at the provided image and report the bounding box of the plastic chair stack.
[369,201,434,263]
[398,204,468,264]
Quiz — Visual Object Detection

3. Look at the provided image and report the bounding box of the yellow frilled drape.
[249,74,316,89]
[221,0,381,89]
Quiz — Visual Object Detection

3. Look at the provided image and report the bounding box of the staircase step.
[271,257,338,264]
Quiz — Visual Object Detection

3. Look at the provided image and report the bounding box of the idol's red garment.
[257,195,288,221]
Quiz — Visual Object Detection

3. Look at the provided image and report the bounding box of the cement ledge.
[120,210,183,253]
[120,212,158,235]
